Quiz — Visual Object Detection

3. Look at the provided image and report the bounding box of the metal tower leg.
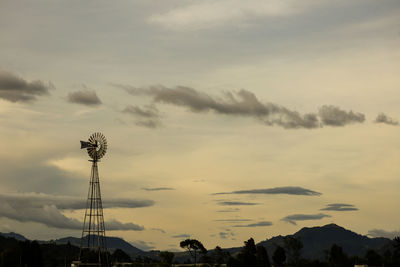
[78,160,109,267]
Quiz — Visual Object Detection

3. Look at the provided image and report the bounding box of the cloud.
[233,221,273,227]
[216,208,240,213]
[118,84,365,129]
[151,228,166,234]
[217,201,259,206]
[374,113,399,126]
[0,192,152,230]
[106,219,144,231]
[148,0,305,30]
[0,192,154,210]
[318,105,365,126]
[123,104,162,128]
[67,90,102,106]
[320,203,358,211]
[214,219,252,222]
[131,240,156,251]
[281,213,331,225]
[142,187,175,191]
[219,230,235,239]
[368,229,400,239]
[0,69,52,102]
[214,186,321,196]
[171,234,191,239]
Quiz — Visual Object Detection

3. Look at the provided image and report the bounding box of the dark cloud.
[374,113,399,126]
[216,208,240,213]
[0,193,154,210]
[142,187,175,191]
[171,234,190,238]
[281,213,331,225]
[117,84,366,129]
[106,219,144,231]
[123,104,162,128]
[368,229,400,239]
[0,69,53,102]
[214,186,321,196]
[131,240,156,251]
[233,221,273,227]
[0,193,151,230]
[217,201,259,206]
[67,90,102,106]
[318,105,365,126]
[320,203,358,211]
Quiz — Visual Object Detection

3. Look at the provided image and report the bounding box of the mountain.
[256,223,391,260]
[0,232,27,241]
[55,235,143,255]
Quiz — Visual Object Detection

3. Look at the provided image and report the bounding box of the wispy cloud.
[148,0,307,30]
[67,90,102,106]
[320,203,358,211]
[142,187,175,191]
[216,208,240,213]
[217,201,259,206]
[219,230,235,239]
[118,85,366,129]
[214,219,252,222]
[123,104,162,128]
[368,229,400,239]
[281,213,331,225]
[171,234,191,239]
[214,186,321,196]
[374,113,399,126]
[233,221,273,227]
[0,69,53,102]
[151,228,166,234]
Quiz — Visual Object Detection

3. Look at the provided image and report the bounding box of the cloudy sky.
[1,0,400,251]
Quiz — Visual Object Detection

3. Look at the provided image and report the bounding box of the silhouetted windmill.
[76,132,109,266]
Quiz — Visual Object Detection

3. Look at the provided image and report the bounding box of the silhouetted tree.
[284,236,303,266]
[180,239,207,266]
[256,245,271,267]
[328,244,349,267]
[212,246,230,266]
[111,248,131,263]
[365,249,382,267]
[159,251,174,266]
[272,246,286,267]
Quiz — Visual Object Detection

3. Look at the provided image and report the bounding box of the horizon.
[1,0,400,252]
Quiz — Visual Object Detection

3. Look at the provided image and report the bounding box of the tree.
[284,236,303,266]
[111,248,131,263]
[256,246,271,267]
[272,246,286,267]
[180,239,207,266]
[365,249,382,266]
[328,244,348,267]
[159,251,174,266]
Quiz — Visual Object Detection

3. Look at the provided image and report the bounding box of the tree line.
[1,235,400,266]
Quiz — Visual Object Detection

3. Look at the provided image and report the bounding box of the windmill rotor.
[80,132,107,160]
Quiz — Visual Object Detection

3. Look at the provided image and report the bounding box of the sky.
[0,0,400,252]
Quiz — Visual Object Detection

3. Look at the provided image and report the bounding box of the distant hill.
[256,223,391,260]
[55,235,143,255]
[0,232,27,241]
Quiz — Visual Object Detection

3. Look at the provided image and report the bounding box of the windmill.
[77,132,109,266]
